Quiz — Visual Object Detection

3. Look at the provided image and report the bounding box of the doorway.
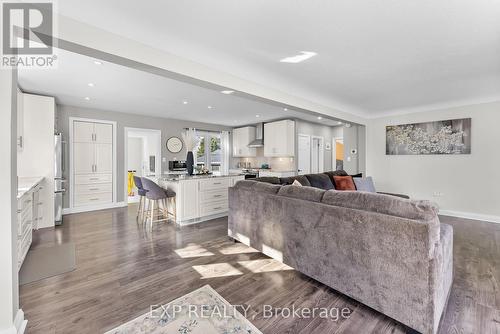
[124,128,162,204]
[310,136,324,173]
[297,134,311,175]
[332,137,344,170]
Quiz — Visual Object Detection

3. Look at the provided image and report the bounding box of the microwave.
[169,160,187,171]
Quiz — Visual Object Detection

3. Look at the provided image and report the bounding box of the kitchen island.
[150,174,245,225]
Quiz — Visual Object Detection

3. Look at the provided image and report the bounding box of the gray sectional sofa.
[228,180,453,334]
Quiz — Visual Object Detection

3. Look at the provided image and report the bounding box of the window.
[194,131,222,174]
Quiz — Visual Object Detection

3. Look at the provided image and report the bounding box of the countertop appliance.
[169,160,187,172]
[54,133,66,226]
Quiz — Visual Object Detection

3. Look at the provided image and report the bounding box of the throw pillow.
[292,179,303,186]
[333,176,356,191]
[353,176,376,192]
[351,173,363,178]
[304,173,335,190]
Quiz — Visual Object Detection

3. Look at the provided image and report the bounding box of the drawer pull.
[89,198,100,201]
[213,207,222,210]
[89,178,99,181]
[213,194,222,198]
[213,182,222,185]
[89,188,99,191]
[17,209,21,213]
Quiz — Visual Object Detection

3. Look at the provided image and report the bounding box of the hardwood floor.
[20,206,500,334]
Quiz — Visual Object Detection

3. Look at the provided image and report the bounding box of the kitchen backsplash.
[233,148,295,171]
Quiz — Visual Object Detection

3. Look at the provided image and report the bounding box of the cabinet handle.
[213,207,222,210]
[89,198,99,201]
[89,188,99,191]
[213,182,221,185]
[90,178,99,181]
[213,194,222,198]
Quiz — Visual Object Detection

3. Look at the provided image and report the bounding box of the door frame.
[332,136,343,171]
[123,127,162,204]
[297,133,311,175]
[69,117,117,211]
[310,135,324,173]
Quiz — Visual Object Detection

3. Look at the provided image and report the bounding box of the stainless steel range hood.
[247,123,264,148]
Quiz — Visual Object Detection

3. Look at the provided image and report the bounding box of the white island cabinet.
[156,175,244,225]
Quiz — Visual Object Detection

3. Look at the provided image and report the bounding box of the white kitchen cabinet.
[72,119,115,208]
[158,175,244,225]
[264,120,295,157]
[232,126,256,157]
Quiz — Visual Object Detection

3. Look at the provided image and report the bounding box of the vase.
[186,151,194,175]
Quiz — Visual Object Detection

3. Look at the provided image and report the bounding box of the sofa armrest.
[377,191,410,199]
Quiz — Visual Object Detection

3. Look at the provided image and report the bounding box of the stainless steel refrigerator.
[54,133,66,225]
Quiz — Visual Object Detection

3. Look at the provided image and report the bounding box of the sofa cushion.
[333,176,356,190]
[353,176,376,192]
[321,190,439,221]
[279,175,311,187]
[253,176,281,184]
[232,180,281,194]
[351,173,363,178]
[278,185,325,202]
[304,174,335,190]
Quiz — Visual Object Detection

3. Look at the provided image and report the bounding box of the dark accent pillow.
[333,176,356,191]
[254,177,281,184]
[279,175,311,187]
[323,170,348,184]
[351,173,363,178]
[304,174,335,190]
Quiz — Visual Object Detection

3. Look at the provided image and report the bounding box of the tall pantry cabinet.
[71,119,115,208]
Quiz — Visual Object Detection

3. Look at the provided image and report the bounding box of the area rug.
[19,242,76,285]
[104,285,262,334]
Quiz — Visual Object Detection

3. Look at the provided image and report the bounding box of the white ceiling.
[54,0,500,117]
[18,49,343,127]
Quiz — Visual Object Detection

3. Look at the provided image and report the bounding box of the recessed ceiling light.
[221,90,234,95]
[208,105,213,109]
[317,116,322,120]
[87,83,94,87]
[93,60,103,65]
[280,51,317,63]
[283,108,288,111]
[183,101,188,104]
[84,97,90,101]
[337,121,343,125]
[256,114,260,118]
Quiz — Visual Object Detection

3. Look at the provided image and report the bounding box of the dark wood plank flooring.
[19,206,500,333]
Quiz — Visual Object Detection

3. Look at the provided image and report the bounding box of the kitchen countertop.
[154,173,244,182]
[18,176,44,199]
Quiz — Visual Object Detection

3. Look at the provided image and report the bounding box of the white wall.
[366,101,500,221]
[127,137,143,176]
[17,93,56,229]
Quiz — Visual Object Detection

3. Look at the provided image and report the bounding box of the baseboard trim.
[439,210,500,224]
[62,201,127,215]
[0,309,27,334]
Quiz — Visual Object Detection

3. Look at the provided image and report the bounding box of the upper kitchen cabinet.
[232,126,256,157]
[264,120,295,157]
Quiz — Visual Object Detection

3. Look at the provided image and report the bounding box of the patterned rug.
[104,285,262,334]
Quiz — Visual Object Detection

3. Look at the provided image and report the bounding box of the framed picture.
[386,118,471,155]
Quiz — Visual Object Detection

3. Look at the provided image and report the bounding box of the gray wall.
[343,124,366,174]
[57,105,231,207]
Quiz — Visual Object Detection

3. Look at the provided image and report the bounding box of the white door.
[73,121,95,143]
[311,137,320,173]
[127,137,143,176]
[95,143,113,173]
[74,142,95,174]
[297,134,311,175]
[94,123,113,144]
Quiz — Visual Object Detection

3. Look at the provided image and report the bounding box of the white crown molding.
[439,210,500,224]
[365,96,500,119]
[62,201,127,215]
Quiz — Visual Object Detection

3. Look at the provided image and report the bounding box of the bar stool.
[141,178,176,227]
[133,176,148,223]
